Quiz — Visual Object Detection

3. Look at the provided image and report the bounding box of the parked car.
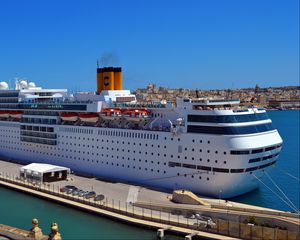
[78,191,89,197]
[94,194,105,201]
[77,190,86,196]
[195,214,216,228]
[60,185,76,193]
[84,191,96,199]
[72,189,81,196]
[66,187,78,194]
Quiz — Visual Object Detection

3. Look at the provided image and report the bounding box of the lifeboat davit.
[122,108,150,122]
[79,113,99,123]
[100,108,122,121]
[10,111,23,119]
[0,111,10,118]
[60,112,78,122]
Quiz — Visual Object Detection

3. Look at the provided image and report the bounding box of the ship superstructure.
[0,68,283,198]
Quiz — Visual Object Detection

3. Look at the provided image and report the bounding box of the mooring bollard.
[157,229,164,239]
[185,234,192,240]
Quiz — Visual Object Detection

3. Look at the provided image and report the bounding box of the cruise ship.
[0,67,283,198]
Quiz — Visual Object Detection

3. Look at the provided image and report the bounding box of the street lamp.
[219,189,222,205]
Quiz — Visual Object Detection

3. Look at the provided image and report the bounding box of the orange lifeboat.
[0,111,10,118]
[10,111,23,119]
[60,112,78,122]
[122,108,150,122]
[100,108,122,121]
[79,113,99,123]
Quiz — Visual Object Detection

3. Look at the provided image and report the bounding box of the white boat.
[60,113,78,122]
[10,111,23,119]
[122,109,150,122]
[79,113,99,123]
[0,111,10,118]
[100,108,122,121]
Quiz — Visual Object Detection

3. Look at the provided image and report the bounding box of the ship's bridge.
[173,97,275,136]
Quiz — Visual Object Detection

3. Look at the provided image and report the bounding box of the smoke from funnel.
[99,52,119,67]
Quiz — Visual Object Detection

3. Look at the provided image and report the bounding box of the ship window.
[230,150,250,155]
[249,158,261,163]
[252,148,263,154]
[187,113,269,123]
[246,166,258,172]
[187,123,275,135]
[259,161,276,169]
[265,146,278,151]
[213,167,229,173]
[182,164,196,169]
[168,162,181,167]
[197,165,211,171]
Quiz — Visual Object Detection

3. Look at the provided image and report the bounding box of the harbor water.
[0,110,299,239]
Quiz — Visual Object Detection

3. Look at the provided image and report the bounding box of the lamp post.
[219,189,222,205]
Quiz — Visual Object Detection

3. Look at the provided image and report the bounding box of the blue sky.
[0,0,298,91]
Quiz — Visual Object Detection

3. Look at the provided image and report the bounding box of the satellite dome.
[28,82,36,88]
[19,80,28,89]
[0,81,9,90]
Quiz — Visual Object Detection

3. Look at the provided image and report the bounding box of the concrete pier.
[0,159,299,240]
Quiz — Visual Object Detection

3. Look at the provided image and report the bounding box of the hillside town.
[134,84,300,109]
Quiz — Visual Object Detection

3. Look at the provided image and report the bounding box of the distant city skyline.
[0,0,299,91]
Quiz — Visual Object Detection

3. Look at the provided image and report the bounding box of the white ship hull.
[0,114,9,118]
[61,116,78,122]
[80,117,99,123]
[10,114,22,118]
[0,121,282,198]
